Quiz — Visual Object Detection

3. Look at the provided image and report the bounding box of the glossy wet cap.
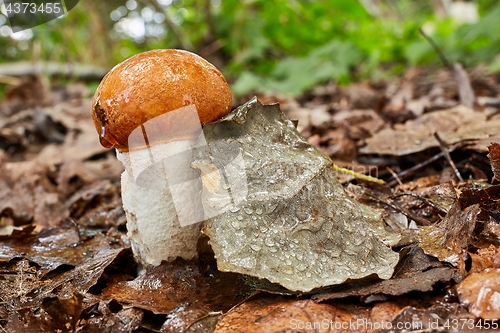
[91,49,232,152]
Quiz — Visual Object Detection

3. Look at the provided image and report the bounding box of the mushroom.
[90,49,232,266]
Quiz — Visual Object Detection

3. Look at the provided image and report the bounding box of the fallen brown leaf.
[101,258,252,315]
[488,142,500,182]
[457,268,500,319]
[214,294,372,333]
[361,105,500,155]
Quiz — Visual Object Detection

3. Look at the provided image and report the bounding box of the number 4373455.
[3,2,63,15]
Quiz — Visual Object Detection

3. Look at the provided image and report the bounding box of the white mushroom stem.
[117,137,205,266]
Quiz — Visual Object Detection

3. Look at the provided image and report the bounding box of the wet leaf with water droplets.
[200,99,399,292]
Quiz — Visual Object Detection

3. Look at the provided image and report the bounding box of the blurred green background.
[0,0,499,97]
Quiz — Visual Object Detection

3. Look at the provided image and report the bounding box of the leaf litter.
[0,65,500,331]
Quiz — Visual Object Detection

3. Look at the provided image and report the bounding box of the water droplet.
[306,272,311,278]
[259,226,268,233]
[296,263,307,272]
[285,259,292,266]
[244,206,254,214]
[250,244,261,251]
[327,248,341,258]
[229,206,240,213]
[296,253,303,261]
[353,237,364,246]
[265,238,274,247]
[236,215,244,221]
[255,207,263,215]
[267,203,278,214]
[269,247,278,253]
[231,221,240,229]
[99,131,113,148]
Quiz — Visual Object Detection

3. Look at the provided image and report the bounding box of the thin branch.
[386,142,464,187]
[434,132,464,182]
[364,192,431,226]
[418,28,451,69]
[385,166,403,186]
[419,28,475,107]
[390,192,449,215]
[386,151,445,186]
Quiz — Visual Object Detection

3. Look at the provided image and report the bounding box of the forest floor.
[1,65,500,332]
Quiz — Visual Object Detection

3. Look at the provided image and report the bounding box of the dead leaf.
[39,292,84,332]
[214,294,373,333]
[332,109,385,140]
[457,268,500,319]
[0,221,121,274]
[101,258,252,315]
[488,142,500,182]
[201,98,399,292]
[160,303,220,333]
[417,201,479,266]
[361,105,500,155]
[313,246,457,302]
[101,307,144,332]
[469,245,500,273]
[342,83,380,110]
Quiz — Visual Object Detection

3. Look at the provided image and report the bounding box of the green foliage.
[404,4,500,67]
[0,0,499,96]
[220,0,500,95]
[233,40,362,96]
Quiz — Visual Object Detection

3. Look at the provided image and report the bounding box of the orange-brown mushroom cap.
[91,49,232,152]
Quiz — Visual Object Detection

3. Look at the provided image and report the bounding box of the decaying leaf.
[213,294,372,333]
[0,221,118,274]
[160,303,220,333]
[201,98,399,292]
[469,245,500,273]
[417,201,479,266]
[488,142,500,182]
[361,105,500,155]
[418,183,500,267]
[312,246,457,302]
[39,293,84,332]
[457,268,500,319]
[101,258,252,315]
